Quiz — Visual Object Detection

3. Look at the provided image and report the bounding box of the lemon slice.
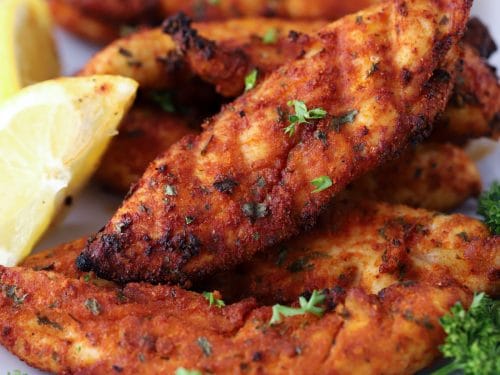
[0,0,60,102]
[0,75,138,266]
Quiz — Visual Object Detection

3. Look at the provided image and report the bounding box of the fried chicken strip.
[78,0,469,285]
[0,265,471,374]
[200,200,499,304]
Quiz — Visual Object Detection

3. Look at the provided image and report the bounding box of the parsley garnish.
[202,291,225,308]
[311,176,333,193]
[150,90,175,113]
[84,298,102,316]
[434,293,499,375]
[164,185,177,196]
[477,181,500,234]
[284,100,327,136]
[270,290,326,325]
[197,336,212,357]
[262,28,278,44]
[245,69,258,91]
[176,368,202,375]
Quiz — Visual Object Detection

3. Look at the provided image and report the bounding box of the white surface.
[1,1,500,373]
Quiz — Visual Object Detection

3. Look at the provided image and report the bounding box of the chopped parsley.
[245,69,258,91]
[197,336,212,357]
[311,176,333,193]
[434,293,499,375]
[331,109,359,132]
[477,181,500,234]
[270,290,326,325]
[150,90,175,113]
[202,291,225,308]
[185,216,195,225]
[176,368,202,375]
[284,100,327,136]
[262,27,278,44]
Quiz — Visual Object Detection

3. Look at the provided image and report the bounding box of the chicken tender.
[78,0,469,285]
[201,200,499,304]
[0,265,471,374]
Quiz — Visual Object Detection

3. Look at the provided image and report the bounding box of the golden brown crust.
[0,265,471,374]
[78,0,469,285]
[96,106,197,193]
[62,0,159,22]
[349,143,482,211]
[159,0,378,21]
[433,44,500,143]
[202,200,499,304]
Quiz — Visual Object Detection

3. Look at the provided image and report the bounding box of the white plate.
[1,1,499,373]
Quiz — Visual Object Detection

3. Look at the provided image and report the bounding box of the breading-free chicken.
[200,200,499,304]
[0,265,471,374]
[77,0,469,285]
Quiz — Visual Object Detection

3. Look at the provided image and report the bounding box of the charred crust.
[288,30,301,42]
[156,50,185,73]
[163,13,215,59]
[172,232,201,259]
[401,69,412,85]
[102,234,124,254]
[463,17,497,58]
[213,176,238,194]
[75,252,93,272]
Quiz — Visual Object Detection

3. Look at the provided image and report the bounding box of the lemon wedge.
[0,75,138,266]
[0,0,60,102]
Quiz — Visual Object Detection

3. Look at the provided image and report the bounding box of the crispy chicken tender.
[159,0,378,22]
[0,265,471,374]
[201,200,500,304]
[61,0,158,22]
[349,143,481,211]
[80,18,327,89]
[78,0,469,285]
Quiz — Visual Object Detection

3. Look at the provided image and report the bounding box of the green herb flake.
[262,27,278,44]
[84,298,102,316]
[150,90,175,113]
[7,370,28,375]
[457,231,470,242]
[311,176,333,193]
[207,0,219,4]
[202,291,225,308]
[37,315,63,331]
[2,285,28,305]
[270,290,326,325]
[331,109,359,132]
[164,185,177,196]
[284,100,327,136]
[434,293,499,375]
[245,69,258,91]
[175,368,202,375]
[477,181,500,234]
[185,216,195,225]
[197,336,212,357]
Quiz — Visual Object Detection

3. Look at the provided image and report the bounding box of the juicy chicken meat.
[0,265,471,374]
[200,200,500,304]
[77,0,469,285]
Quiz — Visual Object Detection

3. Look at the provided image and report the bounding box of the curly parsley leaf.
[477,181,500,234]
[311,176,333,193]
[433,293,499,375]
[202,291,225,308]
[245,69,258,91]
[270,290,326,325]
[284,100,327,136]
[262,27,278,44]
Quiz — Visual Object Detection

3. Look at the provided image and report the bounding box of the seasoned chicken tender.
[350,143,482,211]
[62,0,158,22]
[202,200,500,304]
[0,265,471,374]
[78,0,469,285]
[80,18,327,90]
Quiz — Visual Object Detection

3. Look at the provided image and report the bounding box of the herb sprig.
[284,100,327,136]
[434,293,499,375]
[202,291,225,308]
[477,181,500,234]
[270,290,326,325]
